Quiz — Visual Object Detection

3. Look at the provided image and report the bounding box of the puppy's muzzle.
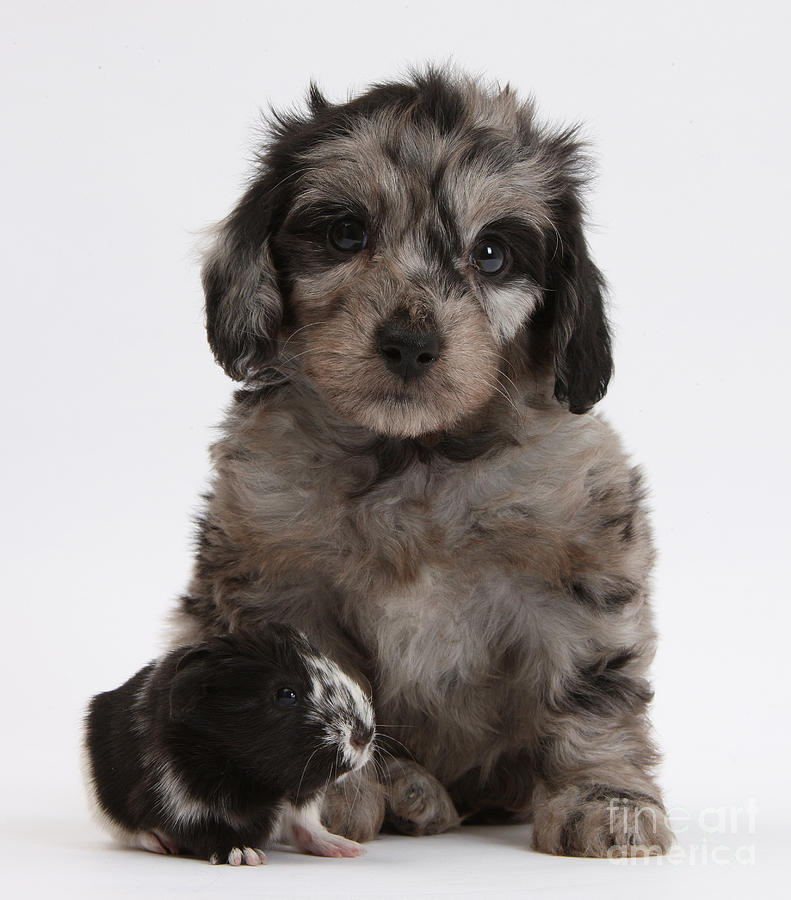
[377,321,440,380]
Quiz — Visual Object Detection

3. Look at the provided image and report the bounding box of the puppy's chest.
[352,478,531,610]
[343,464,513,570]
[355,565,529,690]
[340,462,567,585]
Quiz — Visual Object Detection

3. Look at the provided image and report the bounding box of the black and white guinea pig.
[83,624,375,865]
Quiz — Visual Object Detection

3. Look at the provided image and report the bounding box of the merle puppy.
[170,67,673,857]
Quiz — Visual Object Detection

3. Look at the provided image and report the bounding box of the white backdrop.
[2,1,789,896]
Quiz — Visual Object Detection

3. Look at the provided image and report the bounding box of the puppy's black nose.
[378,323,440,379]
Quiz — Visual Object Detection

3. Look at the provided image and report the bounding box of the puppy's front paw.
[384,758,461,836]
[321,768,385,842]
[532,784,674,858]
[208,846,267,866]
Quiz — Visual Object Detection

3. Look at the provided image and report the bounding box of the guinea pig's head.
[202,67,612,439]
[168,625,375,794]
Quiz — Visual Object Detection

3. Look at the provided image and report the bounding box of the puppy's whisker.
[497,370,522,396]
[279,321,329,355]
[475,364,519,399]
[478,376,523,419]
[260,164,310,198]
[475,357,523,397]
[278,348,323,365]
[476,349,521,384]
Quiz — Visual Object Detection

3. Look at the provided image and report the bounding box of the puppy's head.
[203,68,612,437]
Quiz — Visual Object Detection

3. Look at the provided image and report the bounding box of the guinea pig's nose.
[350,725,374,750]
[377,321,440,380]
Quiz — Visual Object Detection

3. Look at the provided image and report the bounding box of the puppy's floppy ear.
[203,83,332,382]
[541,133,613,414]
[203,182,283,381]
[548,226,612,413]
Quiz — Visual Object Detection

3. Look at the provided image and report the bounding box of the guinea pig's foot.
[291,824,364,858]
[383,758,461,836]
[136,829,180,855]
[209,846,267,866]
[281,798,365,857]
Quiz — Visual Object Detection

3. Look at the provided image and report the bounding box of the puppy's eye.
[469,239,506,275]
[328,218,368,253]
[275,687,299,708]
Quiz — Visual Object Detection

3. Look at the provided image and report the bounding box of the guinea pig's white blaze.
[303,653,375,772]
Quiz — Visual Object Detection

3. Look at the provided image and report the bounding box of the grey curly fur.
[170,67,673,858]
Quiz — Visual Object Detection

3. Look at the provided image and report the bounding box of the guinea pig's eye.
[328,218,368,253]
[275,687,299,709]
[469,238,507,275]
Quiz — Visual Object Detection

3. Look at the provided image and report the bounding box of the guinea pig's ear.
[540,132,613,414]
[168,646,213,721]
[203,184,284,382]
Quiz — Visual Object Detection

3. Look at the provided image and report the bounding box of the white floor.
[2,789,784,899]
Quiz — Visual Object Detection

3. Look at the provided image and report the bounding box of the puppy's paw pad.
[606,838,667,859]
[533,785,674,858]
[385,759,461,836]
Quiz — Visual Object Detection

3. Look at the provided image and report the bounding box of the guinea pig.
[83,624,376,865]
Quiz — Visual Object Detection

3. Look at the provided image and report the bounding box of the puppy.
[171,67,673,857]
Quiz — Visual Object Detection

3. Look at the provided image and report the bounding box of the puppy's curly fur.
[171,68,673,857]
